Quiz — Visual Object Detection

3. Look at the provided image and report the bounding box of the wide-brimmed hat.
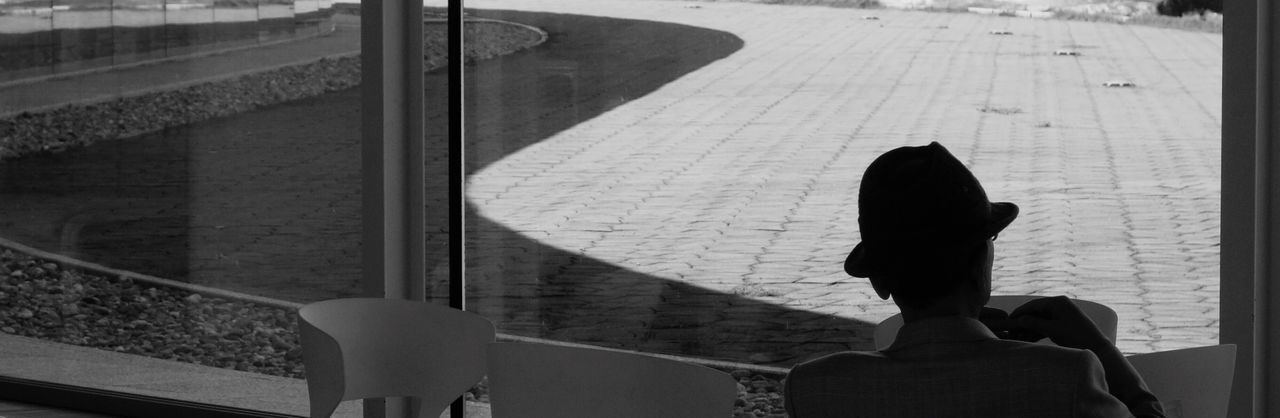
[845,142,1018,277]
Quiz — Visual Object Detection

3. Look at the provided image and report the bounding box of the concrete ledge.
[0,332,496,417]
[0,332,348,417]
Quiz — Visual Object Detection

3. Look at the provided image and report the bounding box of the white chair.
[1127,344,1236,418]
[486,342,739,418]
[873,295,1119,350]
[298,298,495,418]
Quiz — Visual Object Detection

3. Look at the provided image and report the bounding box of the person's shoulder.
[985,339,1102,370]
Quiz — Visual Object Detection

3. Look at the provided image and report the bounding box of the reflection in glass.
[315,0,332,32]
[0,137,192,280]
[258,0,292,42]
[165,0,215,55]
[51,0,113,70]
[292,0,318,35]
[292,0,316,17]
[0,0,358,415]
[214,0,259,46]
[113,0,166,62]
[0,0,55,77]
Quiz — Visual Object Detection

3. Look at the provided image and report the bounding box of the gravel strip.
[0,17,544,160]
[0,248,306,376]
[0,248,788,416]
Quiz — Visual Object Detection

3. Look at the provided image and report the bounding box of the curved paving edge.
[0,9,790,369]
[0,236,302,311]
[427,16,552,48]
[0,0,1223,369]
[464,0,1222,355]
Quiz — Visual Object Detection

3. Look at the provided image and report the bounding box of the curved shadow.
[446,9,873,365]
[0,10,874,365]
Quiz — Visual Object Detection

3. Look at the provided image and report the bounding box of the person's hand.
[1008,297,1165,416]
[1005,296,1112,351]
[980,306,1046,342]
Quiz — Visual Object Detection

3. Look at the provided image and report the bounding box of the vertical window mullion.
[448,0,465,312]
[1223,0,1277,417]
[360,0,425,416]
[448,1,466,417]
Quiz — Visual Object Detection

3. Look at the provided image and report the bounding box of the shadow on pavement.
[0,10,874,365]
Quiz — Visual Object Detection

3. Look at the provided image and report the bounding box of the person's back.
[786,317,1131,418]
[783,143,1163,418]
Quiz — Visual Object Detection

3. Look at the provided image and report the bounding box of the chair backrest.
[1126,344,1236,418]
[873,295,1119,350]
[298,298,495,418]
[486,342,739,418]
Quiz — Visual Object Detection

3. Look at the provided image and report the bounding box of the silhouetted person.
[784,142,1164,418]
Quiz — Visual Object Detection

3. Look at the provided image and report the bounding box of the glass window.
[0,0,362,414]
[462,1,1221,415]
[0,0,1232,416]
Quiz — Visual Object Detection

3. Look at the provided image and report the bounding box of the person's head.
[844,142,1017,312]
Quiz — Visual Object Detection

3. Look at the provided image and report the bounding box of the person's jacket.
[784,316,1164,418]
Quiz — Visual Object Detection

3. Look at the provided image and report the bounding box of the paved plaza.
[463,0,1222,358]
[0,1,1222,365]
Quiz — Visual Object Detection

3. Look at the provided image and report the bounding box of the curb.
[0,236,304,311]
[424,17,552,50]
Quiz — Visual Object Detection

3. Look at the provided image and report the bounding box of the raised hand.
[980,306,1046,342]
[1006,296,1111,351]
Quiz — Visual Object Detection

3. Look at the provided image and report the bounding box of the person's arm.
[1006,296,1166,418]
[1089,343,1165,417]
[1073,349,1141,418]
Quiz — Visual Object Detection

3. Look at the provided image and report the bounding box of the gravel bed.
[0,248,306,376]
[0,248,789,416]
[0,17,544,160]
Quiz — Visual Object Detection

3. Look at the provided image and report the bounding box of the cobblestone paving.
[0,1,1222,365]
[465,0,1222,356]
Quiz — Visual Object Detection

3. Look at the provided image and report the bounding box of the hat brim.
[844,201,1019,278]
[844,242,874,277]
[986,202,1019,237]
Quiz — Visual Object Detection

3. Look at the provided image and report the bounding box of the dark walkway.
[0,9,871,366]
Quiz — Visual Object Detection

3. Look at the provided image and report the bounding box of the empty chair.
[298,298,495,418]
[1126,344,1236,418]
[486,342,739,418]
[874,295,1119,350]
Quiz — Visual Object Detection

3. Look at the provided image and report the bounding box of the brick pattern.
[466,1,1221,356]
[0,1,1222,365]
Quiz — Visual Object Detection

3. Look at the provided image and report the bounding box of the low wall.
[0,0,336,84]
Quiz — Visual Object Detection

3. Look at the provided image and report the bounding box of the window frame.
[1221,0,1279,417]
[0,1,1272,417]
